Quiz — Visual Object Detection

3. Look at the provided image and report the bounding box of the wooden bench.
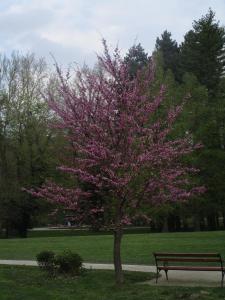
[153,252,225,287]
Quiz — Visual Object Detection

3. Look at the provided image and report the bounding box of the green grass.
[0,265,223,300]
[0,231,224,264]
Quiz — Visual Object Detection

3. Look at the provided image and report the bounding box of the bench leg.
[156,269,160,283]
[165,269,168,281]
[221,271,224,288]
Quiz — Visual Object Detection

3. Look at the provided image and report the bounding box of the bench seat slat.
[158,266,224,271]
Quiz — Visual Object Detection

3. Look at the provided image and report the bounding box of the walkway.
[0,260,222,287]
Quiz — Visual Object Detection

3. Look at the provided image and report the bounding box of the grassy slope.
[0,266,223,300]
[0,231,224,264]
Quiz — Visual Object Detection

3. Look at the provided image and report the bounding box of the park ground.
[0,230,224,299]
[0,266,224,300]
[0,230,224,264]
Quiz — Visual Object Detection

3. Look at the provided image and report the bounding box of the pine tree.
[180,9,225,96]
[179,10,225,229]
[124,43,149,78]
[155,30,180,81]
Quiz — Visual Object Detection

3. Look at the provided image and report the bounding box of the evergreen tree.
[155,30,180,81]
[124,43,149,78]
[178,9,225,229]
[180,9,225,96]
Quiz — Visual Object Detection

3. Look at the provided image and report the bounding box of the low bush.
[36,250,55,274]
[36,250,83,276]
[54,250,83,276]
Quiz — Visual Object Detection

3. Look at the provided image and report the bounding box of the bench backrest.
[154,252,221,257]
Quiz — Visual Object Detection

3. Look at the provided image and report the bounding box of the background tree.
[155,30,180,81]
[152,10,225,230]
[0,53,61,237]
[124,43,149,78]
[29,41,204,284]
[180,9,225,96]
[179,9,225,229]
[144,48,215,232]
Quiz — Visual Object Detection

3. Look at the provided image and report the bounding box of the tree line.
[124,9,225,231]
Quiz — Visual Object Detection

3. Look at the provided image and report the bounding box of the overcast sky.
[1,0,225,67]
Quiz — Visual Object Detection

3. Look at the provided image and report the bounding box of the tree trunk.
[5,223,9,239]
[193,215,201,231]
[175,216,181,231]
[113,229,124,285]
[18,212,30,238]
[215,213,219,229]
[181,217,189,231]
[222,211,225,229]
[162,217,169,232]
[207,213,216,230]
[168,214,176,232]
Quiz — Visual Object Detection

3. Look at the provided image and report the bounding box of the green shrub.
[36,250,55,274]
[54,250,83,275]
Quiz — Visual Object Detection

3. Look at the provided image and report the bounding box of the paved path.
[0,259,155,272]
[0,260,222,287]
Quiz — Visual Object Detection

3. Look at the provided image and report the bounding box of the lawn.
[0,265,223,300]
[0,231,224,265]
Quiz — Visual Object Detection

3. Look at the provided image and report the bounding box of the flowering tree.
[30,41,204,284]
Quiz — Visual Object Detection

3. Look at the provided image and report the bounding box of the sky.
[1,0,225,67]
